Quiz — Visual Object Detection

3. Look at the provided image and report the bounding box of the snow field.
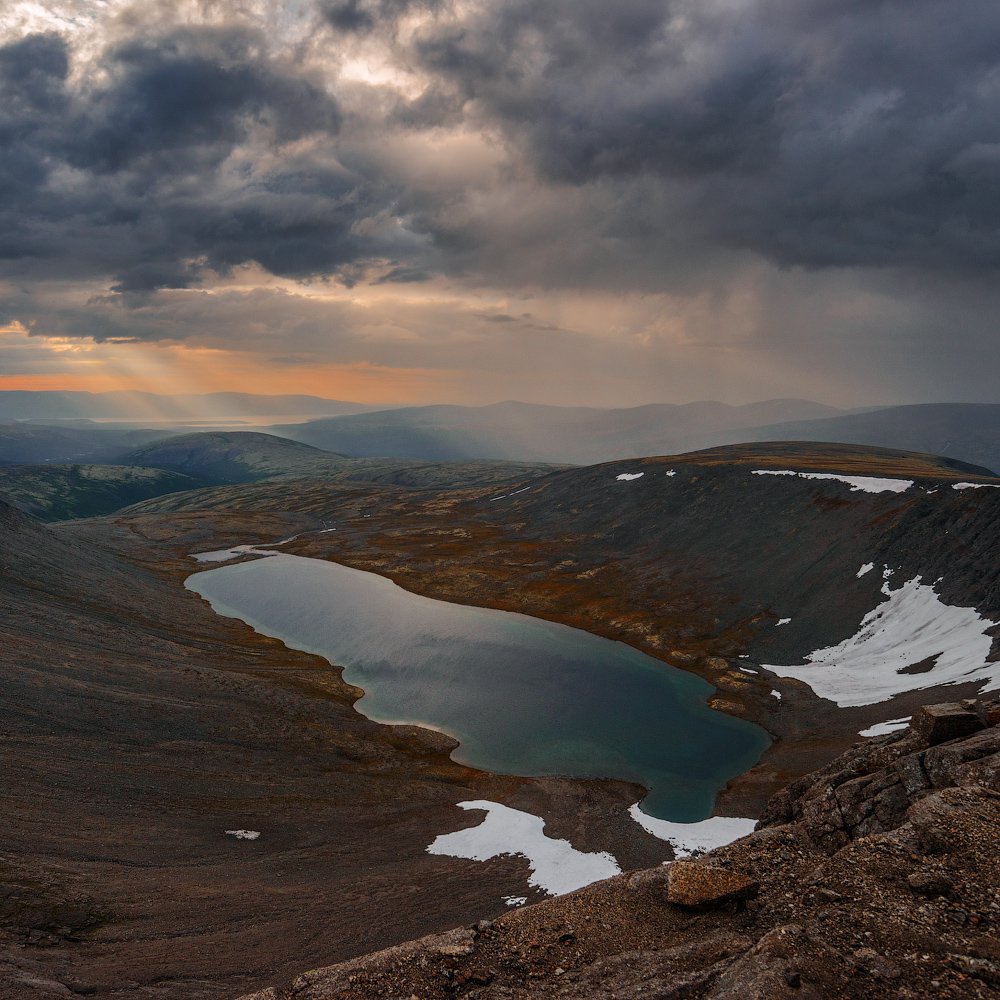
[763,572,999,706]
[751,470,913,493]
[428,801,620,895]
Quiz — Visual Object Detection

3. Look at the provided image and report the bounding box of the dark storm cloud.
[67,26,341,175]
[0,22,401,305]
[400,0,1000,272]
[3,0,1000,361]
[411,0,787,180]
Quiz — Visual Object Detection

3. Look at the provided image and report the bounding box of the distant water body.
[187,552,769,821]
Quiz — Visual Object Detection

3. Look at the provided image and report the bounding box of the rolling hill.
[120,431,355,483]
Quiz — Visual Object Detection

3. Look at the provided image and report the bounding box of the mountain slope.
[126,440,1000,807]
[269,399,846,464]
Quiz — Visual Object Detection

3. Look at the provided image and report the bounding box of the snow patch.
[489,486,532,501]
[953,482,1000,490]
[628,805,755,858]
[225,829,260,840]
[664,470,677,477]
[770,690,782,700]
[427,801,620,896]
[857,563,874,578]
[859,717,911,738]
[503,896,528,907]
[763,574,1000,706]
[751,470,913,494]
[776,618,791,626]
[739,666,759,675]
[615,472,644,482]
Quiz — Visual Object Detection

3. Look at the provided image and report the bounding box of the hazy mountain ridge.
[269,398,850,463]
[268,400,1000,473]
[0,390,378,421]
[120,431,566,496]
[0,422,170,465]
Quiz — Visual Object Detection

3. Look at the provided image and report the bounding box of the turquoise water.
[187,552,770,821]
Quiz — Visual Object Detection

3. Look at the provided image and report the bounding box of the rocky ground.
[240,700,1000,1000]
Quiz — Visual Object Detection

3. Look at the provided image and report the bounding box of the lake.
[186,551,769,821]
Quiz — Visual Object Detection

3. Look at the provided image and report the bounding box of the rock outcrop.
[758,698,999,852]
[243,700,1000,999]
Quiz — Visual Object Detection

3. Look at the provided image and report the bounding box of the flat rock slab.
[667,861,759,910]
[912,703,984,745]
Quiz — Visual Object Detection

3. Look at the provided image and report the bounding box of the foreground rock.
[665,861,759,910]
[245,701,1000,999]
[912,702,985,745]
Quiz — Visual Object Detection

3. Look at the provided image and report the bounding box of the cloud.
[319,0,441,35]
[1,0,1000,406]
[399,0,1000,273]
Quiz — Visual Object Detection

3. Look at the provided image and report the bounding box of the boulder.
[906,870,954,896]
[667,861,759,910]
[911,703,984,745]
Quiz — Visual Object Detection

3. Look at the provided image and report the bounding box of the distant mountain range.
[5,396,1000,476]
[0,390,380,422]
[728,403,1000,475]
[268,400,1000,473]
[269,399,849,464]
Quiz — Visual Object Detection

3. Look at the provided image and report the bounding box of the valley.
[3,431,1000,998]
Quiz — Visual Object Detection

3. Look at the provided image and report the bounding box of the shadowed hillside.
[120,431,354,482]
[0,464,202,521]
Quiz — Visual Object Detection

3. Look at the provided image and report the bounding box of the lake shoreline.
[185,542,770,825]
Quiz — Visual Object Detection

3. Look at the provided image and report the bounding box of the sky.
[1,0,999,408]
